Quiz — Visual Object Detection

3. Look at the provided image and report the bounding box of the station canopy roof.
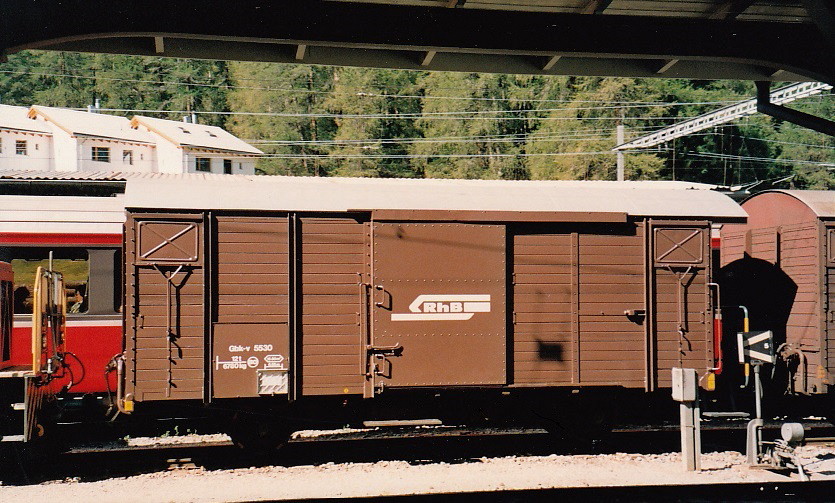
[2,0,834,84]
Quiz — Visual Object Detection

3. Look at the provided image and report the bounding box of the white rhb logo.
[391,294,491,321]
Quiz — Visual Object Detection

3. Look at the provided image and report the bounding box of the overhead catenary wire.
[683,151,835,168]
[247,129,661,145]
[3,65,831,175]
[88,107,706,121]
[242,126,760,146]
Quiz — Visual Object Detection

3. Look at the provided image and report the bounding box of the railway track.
[5,418,834,485]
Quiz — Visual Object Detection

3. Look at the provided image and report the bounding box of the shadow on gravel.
[1,426,760,486]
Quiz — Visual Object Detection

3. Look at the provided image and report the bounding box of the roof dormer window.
[207,131,217,137]
[179,127,191,134]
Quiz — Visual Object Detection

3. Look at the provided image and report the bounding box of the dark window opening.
[11,249,89,315]
[1,279,11,361]
[223,159,232,174]
[92,146,110,163]
[15,140,27,156]
[195,157,211,172]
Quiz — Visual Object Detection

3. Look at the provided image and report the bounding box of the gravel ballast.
[3,446,835,502]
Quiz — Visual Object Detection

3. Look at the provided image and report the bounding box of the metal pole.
[693,384,701,471]
[747,362,764,465]
[673,368,701,471]
[616,124,625,181]
[740,305,750,388]
[754,363,762,420]
[680,401,696,471]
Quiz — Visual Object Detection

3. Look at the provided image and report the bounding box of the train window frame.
[10,248,90,316]
[5,246,122,317]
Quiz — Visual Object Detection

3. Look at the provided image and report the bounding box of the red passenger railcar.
[0,194,124,396]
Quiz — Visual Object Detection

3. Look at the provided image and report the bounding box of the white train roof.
[0,194,125,235]
[123,174,747,220]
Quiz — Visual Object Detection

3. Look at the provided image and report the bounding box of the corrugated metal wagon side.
[721,190,835,395]
[119,177,745,432]
[510,217,714,392]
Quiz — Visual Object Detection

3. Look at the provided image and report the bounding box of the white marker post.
[672,367,701,471]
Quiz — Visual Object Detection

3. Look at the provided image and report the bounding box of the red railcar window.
[10,249,89,315]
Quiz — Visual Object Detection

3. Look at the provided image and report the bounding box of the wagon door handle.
[367,343,402,356]
[624,309,646,323]
[374,285,392,310]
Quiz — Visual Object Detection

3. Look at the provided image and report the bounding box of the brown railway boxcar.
[118,176,745,438]
[721,190,835,396]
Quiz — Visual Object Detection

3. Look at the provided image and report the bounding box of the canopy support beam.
[756,81,835,137]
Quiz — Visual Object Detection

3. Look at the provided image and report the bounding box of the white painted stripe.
[747,350,774,363]
[391,313,474,321]
[417,295,490,302]
[463,302,491,312]
[0,223,123,234]
[737,332,745,363]
[14,318,121,328]
[745,332,771,345]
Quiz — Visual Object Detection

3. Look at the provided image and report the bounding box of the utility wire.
[92,107,702,121]
[247,130,658,146]
[684,151,835,167]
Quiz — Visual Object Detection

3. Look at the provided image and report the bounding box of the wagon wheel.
[228,411,292,454]
[537,399,616,453]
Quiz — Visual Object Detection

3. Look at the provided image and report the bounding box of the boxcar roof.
[746,190,835,219]
[124,175,746,221]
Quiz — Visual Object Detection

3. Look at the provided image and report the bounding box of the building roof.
[0,104,52,134]
[750,190,835,218]
[123,175,747,221]
[28,106,154,144]
[131,116,263,155]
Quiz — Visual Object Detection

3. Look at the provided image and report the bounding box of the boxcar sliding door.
[650,222,712,388]
[370,222,507,388]
[211,216,291,400]
[126,215,205,402]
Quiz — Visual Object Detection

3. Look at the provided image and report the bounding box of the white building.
[0,105,53,172]
[131,116,260,175]
[0,105,262,174]
[28,105,157,172]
